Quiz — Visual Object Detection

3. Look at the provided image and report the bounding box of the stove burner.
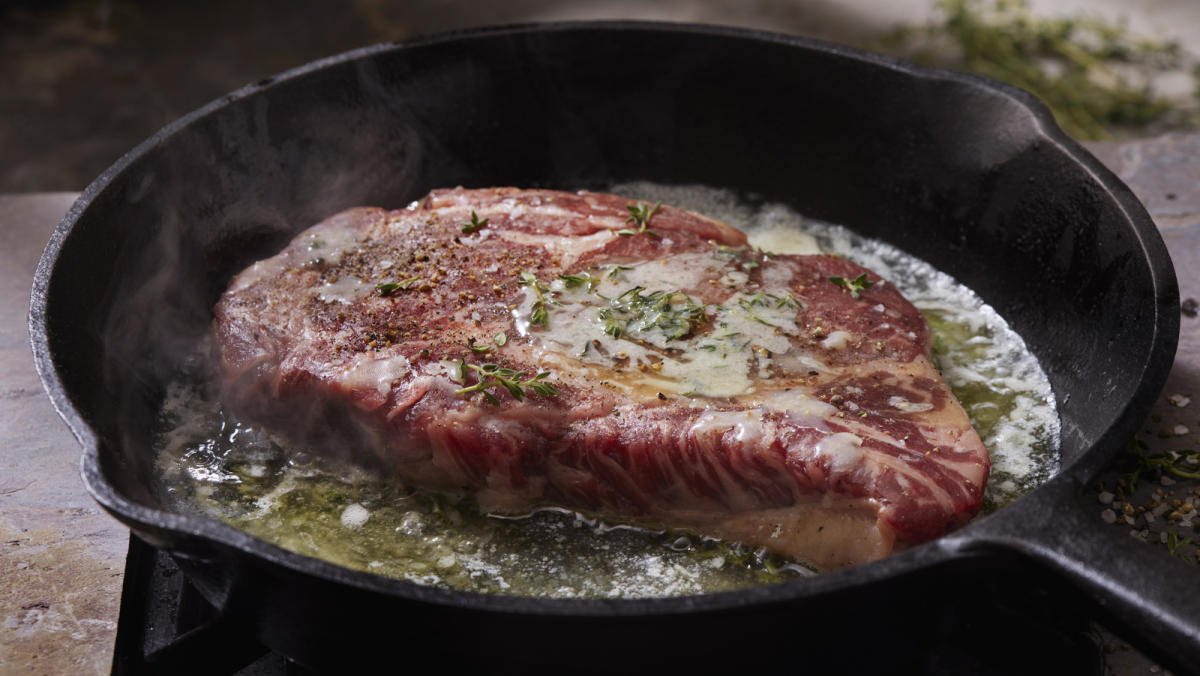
[111,536,307,675]
[110,535,1105,675]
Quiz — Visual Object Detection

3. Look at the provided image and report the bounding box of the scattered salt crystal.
[340,503,370,529]
[1145,512,1156,523]
[1101,509,1117,524]
[1124,515,1136,525]
[436,554,457,569]
[1098,491,1114,505]
[1160,532,1170,544]
[1167,394,1191,408]
[1173,424,1189,436]
[707,556,726,569]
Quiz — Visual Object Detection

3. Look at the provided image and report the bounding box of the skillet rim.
[30,19,1179,616]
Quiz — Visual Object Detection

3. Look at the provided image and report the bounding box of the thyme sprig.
[830,273,875,299]
[461,210,489,234]
[455,361,558,405]
[1118,437,1200,492]
[882,0,1191,140]
[599,286,705,341]
[617,201,662,238]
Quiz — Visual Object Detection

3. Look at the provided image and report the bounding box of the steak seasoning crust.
[214,188,989,570]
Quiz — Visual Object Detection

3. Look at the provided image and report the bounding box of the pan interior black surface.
[30,21,1182,672]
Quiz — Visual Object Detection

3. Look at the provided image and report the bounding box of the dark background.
[0,0,895,192]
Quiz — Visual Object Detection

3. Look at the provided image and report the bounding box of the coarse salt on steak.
[213,187,989,570]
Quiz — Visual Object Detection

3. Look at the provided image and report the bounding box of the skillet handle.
[958,477,1200,673]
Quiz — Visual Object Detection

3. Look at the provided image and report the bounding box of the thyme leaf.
[1165,529,1193,561]
[461,210,489,234]
[558,273,597,290]
[601,264,634,280]
[830,273,875,299]
[618,201,662,238]
[530,302,548,327]
[518,271,550,328]
[376,276,421,296]
[769,292,800,309]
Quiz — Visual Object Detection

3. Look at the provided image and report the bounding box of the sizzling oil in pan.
[153,184,1060,598]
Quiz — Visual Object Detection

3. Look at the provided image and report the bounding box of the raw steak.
[214,187,989,569]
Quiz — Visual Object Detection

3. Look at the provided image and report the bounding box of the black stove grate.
[110,534,1107,675]
[111,535,308,675]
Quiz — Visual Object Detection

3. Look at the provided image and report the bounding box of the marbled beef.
[213,188,988,569]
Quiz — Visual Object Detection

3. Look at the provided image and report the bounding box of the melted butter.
[753,390,836,425]
[314,275,367,304]
[690,409,765,444]
[340,352,411,396]
[229,227,365,295]
[747,223,822,255]
[156,183,1061,598]
[514,256,803,399]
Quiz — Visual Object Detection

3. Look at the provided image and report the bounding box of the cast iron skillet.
[30,22,1188,672]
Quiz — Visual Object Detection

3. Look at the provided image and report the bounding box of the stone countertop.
[0,193,126,675]
[1,136,1198,674]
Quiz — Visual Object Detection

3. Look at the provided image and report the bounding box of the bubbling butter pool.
[154,184,1060,598]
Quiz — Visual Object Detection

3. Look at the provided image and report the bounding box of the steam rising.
[98,57,454,492]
